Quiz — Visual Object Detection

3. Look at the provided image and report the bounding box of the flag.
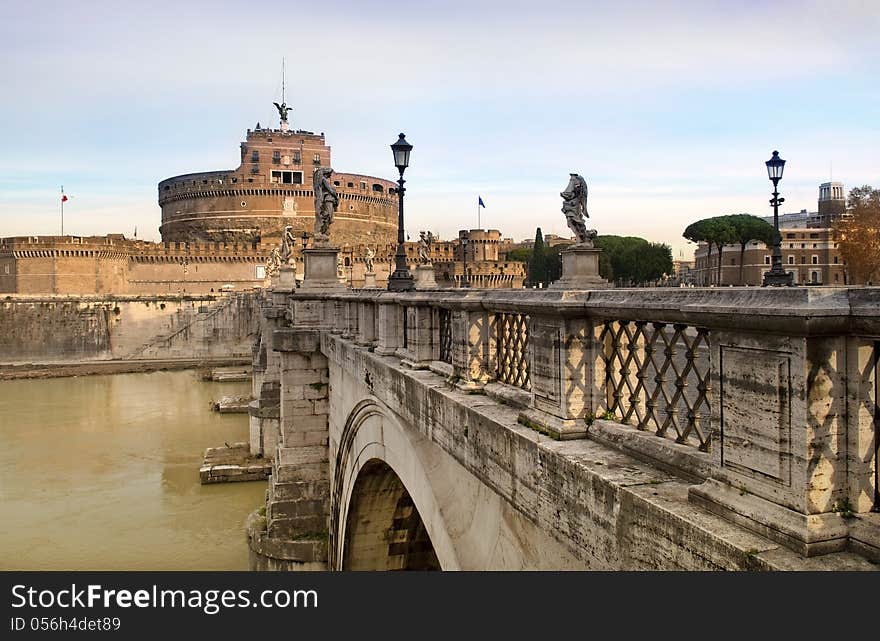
[478,196,485,208]
[61,194,68,203]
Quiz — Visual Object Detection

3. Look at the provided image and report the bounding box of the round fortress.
[158,124,398,246]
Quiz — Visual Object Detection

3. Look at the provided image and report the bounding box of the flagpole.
[61,185,64,236]
[477,197,480,230]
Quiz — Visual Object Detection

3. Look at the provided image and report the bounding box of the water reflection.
[0,370,265,570]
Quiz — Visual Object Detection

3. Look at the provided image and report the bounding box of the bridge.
[245,278,880,570]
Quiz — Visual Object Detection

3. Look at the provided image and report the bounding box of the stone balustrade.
[249,284,880,564]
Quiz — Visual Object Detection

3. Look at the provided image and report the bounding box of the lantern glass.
[765,150,785,181]
[391,133,412,170]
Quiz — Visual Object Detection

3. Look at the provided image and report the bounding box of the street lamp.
[460,234,470,288]
[388,133,415,291]
[762,150,794,287]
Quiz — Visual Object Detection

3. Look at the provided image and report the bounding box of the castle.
[0,113,525,294]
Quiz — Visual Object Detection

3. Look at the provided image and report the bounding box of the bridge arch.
[331,399,461,571]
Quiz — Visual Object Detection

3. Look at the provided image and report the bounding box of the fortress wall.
[126,259,264,295]
[0,294,259,364]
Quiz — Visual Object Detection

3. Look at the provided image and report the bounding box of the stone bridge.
[246,283,879,570]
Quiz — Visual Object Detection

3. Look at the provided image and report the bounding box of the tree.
[727,214,776,285]
[506,247,532,263]
[835,185,880,284]
[594,235,672,285]
[528,227,548,287]
[683,216,738,285]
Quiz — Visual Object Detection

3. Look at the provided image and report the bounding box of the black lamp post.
[460,235,470,288]
[388,133,415,291]
[762,150,794,287]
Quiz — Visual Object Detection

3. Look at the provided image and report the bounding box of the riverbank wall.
[0,292,260,365]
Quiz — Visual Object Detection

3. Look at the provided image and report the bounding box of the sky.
[1,0,878,258]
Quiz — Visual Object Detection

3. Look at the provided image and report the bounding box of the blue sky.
[1,0,878,257]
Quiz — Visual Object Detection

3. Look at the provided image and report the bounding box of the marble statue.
[266,247,282,277]
[313,167,339,243]
[560,173,596,244]
[364,247,375,273]
[417,231,434,264]
[279,225,296,265]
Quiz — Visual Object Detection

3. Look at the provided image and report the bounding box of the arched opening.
[342,459,440,571]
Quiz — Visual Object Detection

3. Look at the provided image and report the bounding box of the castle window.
[334,181,340,186]
[270,170,303,185]
[347,182,354,188]
[833,256,838,264]
[293,151,301,163]
[273,151,280,164]
[801,256,807,264]
[788,256,794,265]
[313,154,321,165]
[251,150,259,162]
[764,256,771,265]
[811,255,818,265]
[372,184,384,192]
[360,181,367,190]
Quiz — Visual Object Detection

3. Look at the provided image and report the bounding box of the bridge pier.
[248,327,331,571]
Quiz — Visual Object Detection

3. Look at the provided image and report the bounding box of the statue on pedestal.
[561,173,597,245]
[364,246,375,274]
[279,225,296,265]
[273,101,291,124]
[417,231,434,264]
[313,167,339,244]
[265,247,282,277]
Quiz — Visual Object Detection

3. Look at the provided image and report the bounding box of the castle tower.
[817,181,846,226]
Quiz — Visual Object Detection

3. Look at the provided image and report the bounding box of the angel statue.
[273,101,292,123]
[265,247,282,278]
[560,173,596,245]
[313,167,339,243]
[364,246,375,274]
[417,231,434,264]
[279,225,297,266]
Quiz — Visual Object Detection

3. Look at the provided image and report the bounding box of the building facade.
[692,182,849,286]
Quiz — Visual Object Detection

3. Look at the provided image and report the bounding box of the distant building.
[692,182,848,286]
[672,259,696,285]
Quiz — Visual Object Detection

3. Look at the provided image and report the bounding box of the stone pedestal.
[301,246,344,290]
[550,244,610,290]
[363,272,378,289]
[278,266,296,288]
[414,264,438,290]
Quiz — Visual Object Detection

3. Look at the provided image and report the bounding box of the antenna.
[281,57,285,105]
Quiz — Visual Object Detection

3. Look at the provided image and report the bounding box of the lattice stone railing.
[438,308,453,365]
[598,320,711,451]
[495,312,530,390]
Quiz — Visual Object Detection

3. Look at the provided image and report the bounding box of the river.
[0,370,265,570]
